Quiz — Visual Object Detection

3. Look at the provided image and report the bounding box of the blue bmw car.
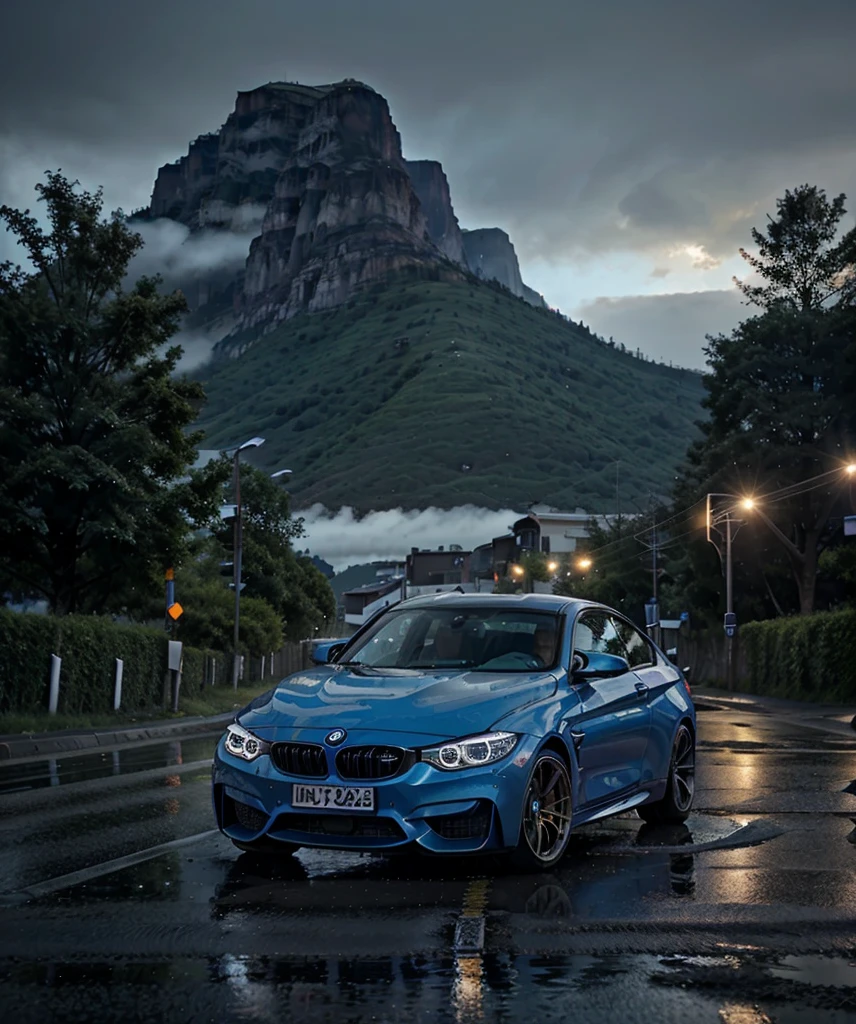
[213,593,695,870]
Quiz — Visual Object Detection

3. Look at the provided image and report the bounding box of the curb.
[0,711,235,763]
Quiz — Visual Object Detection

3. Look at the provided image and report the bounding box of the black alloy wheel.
[513,752,573,870]
[637,723,695,824]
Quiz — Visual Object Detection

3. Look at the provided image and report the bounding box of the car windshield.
[339,606,561,672]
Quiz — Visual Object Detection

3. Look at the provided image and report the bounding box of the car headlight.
[224,722,270,762]
[420,732,518,771]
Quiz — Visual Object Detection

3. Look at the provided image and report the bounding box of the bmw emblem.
[326,729,347,746]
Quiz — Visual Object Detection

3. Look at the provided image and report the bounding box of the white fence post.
[261,654,266,680]
[48,654,61,715]
[113,658,124,711]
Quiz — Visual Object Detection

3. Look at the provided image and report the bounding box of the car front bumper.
[212,730,542,855]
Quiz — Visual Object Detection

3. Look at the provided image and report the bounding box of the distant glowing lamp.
[577,557,593,571]
[511,564,525,578]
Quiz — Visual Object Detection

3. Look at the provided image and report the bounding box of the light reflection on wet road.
[0,695,855,1022]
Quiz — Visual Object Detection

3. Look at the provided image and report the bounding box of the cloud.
[577,288,748,370]
[299,504,518,571]
[2,0,856,375]
[2,0,855,275]
[129,218,257,281]
[669,244,721,271]
[172,331,218,373]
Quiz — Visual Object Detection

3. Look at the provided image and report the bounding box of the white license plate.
[291,783,375,811]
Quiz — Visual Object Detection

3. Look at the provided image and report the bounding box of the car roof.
[398,592,584,614]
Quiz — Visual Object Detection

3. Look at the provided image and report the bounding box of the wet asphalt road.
[1,695,855,1023]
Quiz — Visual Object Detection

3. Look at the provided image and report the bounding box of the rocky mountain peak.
[138,78,547,351]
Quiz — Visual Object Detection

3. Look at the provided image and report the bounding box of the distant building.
[405,546,470,588]
[511,508,622,555]
[342,577,406,630]
[476,507,633,584]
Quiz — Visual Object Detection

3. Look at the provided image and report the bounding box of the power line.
[571,465,853,568]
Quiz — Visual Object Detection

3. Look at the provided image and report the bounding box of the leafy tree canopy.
[678,184,856,615]
[0,172,225,614]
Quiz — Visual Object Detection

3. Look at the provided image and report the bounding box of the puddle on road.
[0,735,220,794]
[37,811,764,914]
[1,951,854,1024]
[652,952,856,1013]
[769,955,856,988]
[574,812,750,852]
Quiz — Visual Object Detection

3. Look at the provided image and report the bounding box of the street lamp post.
[706,493,754,691]
[228,436,265,690]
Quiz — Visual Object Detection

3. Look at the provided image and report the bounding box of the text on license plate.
[291,783,375,811]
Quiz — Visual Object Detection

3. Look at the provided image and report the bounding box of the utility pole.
[642,493,660,646]
[227,436,266,691]
[651,521,658,605]
[706,493,744,692]
[232,450,243,690]
[615,460,622,538]
[725,513,735,691]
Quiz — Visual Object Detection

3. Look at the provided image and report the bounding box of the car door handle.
[634,681,649,696]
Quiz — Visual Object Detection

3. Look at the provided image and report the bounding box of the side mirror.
[325,642,347,664]
[311,640,346,665]
[572,651,631,681]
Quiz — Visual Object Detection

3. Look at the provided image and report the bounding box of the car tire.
[511,752,573,871]
[637,723,695,825]
[230,837,300,857]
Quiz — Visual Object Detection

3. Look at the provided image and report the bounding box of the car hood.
[237,665,558,739]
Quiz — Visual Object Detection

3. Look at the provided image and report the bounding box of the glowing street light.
[740,496,755,511]
[547,560,559,574]
[511,564,525,578]
[847,464,856,476]
[577,557,592,571]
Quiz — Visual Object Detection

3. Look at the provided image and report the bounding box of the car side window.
[573,612,627,659]
[614,618,655,668]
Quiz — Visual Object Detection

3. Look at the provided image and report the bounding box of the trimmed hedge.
[0,609,225,715]
[740,609,856,703]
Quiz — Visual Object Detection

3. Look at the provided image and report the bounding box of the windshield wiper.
[400,662,473,670]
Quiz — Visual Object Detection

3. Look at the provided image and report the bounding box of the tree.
[0,172,225,614]
[679,185,856,614]
[216,465,336,640]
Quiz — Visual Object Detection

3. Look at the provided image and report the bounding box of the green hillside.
[194,276,706,512]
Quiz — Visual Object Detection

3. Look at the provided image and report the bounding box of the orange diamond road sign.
[165,568,175,581]
[167,602,183,620]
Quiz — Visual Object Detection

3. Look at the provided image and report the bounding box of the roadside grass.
[0,680,276,737]
[195,277,706,513]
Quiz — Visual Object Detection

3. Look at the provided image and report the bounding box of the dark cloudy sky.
[2,0,855,369]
